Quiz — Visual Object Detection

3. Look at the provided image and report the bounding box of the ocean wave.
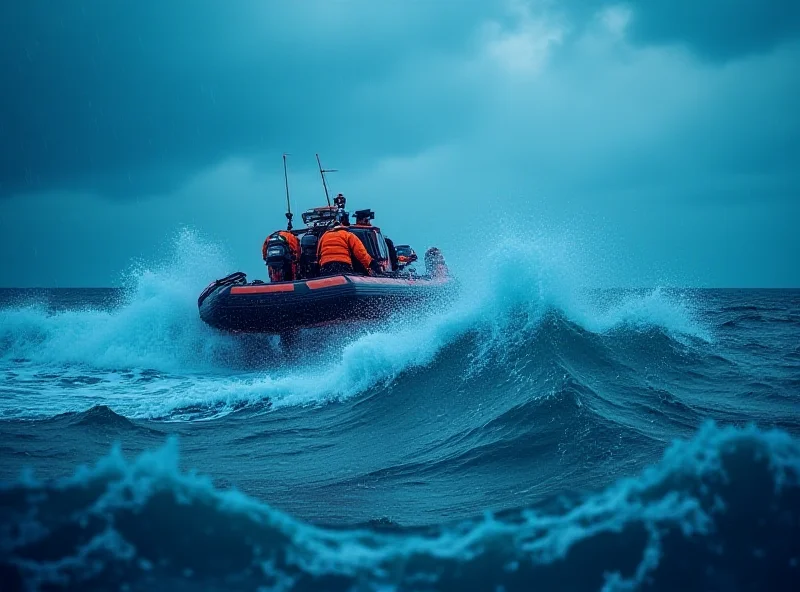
[0,229,712,419]
[1,422,797,591]
[0,229,253,373]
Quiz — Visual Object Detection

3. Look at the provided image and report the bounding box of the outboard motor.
[299,233,320,279]
[265,236,293,282]
[395,245,418,269]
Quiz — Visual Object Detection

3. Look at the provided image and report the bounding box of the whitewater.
[1,229,799,591]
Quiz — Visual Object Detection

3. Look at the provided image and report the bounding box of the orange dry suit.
[317,227,373,272]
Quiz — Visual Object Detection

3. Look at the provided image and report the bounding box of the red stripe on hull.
[231,284,295,294]
[306,276,349,289]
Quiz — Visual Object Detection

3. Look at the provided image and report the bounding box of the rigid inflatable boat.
[198,192,456,334]
[197,270,454,334]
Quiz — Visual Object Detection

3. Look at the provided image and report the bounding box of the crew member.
[334,194,350,225]
[262,230,300,281]
[317,222,381,276]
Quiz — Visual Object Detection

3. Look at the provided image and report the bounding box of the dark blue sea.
[1,240,799,591]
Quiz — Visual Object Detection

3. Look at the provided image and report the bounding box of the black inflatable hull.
[198,273,456,334]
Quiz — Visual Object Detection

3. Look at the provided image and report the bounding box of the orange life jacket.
[317,227,373,269]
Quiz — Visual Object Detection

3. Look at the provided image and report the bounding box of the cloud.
[480,0,566,75]
[2,1,797,199]
[0,0,501,198]
[1,0,798,287]
[623,0,800,62]
[557,1,800,61]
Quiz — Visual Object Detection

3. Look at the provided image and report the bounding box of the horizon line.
[1,285,799,291]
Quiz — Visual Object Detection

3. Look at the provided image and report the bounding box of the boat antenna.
[316,153,337,207]
[282,153,293,231]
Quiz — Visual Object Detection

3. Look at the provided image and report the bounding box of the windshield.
[350,228,388,260]
[374,231,388,260]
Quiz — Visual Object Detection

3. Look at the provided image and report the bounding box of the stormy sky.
[1,0,798,287]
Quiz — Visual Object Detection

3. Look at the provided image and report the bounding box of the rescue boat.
[197,199,456,334]
[197,269,454,334]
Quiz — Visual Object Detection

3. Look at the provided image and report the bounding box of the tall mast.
[315,153,337,207]
[282,153,293,230]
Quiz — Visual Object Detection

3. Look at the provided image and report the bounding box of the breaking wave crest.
[0,229,249,372]
[2,422,797,591]
[0,230,710,419]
